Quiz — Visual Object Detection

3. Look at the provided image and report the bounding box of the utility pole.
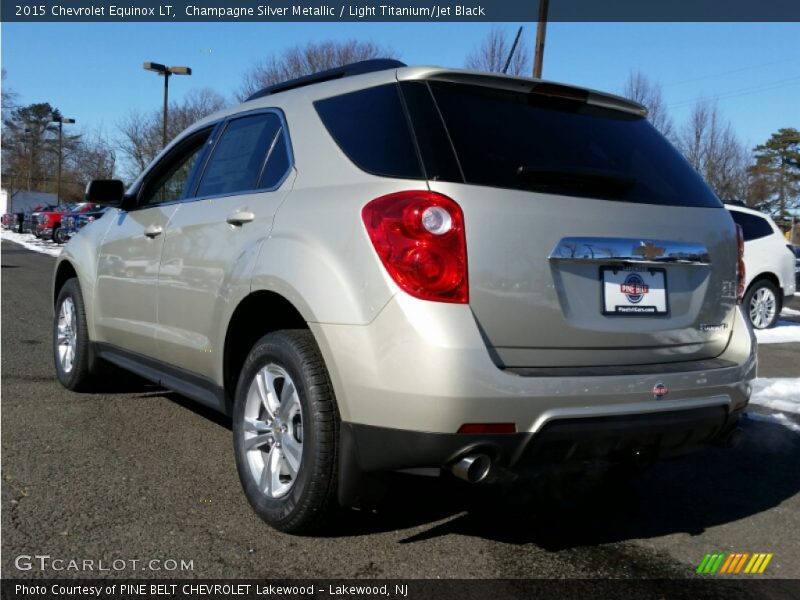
[23,127,33,191]
[50,115,75,205]
[533,0,549,79]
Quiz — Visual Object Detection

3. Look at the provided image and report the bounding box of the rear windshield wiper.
[515,166,636,199]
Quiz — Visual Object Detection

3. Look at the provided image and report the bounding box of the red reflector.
[457,423,516,434]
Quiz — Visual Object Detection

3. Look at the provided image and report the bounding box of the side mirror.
[85,179,125,206]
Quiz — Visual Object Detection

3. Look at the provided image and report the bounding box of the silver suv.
[53,60,756,533]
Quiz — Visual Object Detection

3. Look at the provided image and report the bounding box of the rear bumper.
[342,404,742,473]
[312,295,757,435]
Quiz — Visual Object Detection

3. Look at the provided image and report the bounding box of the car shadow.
[321,416,800,548]
[150,384,800,547]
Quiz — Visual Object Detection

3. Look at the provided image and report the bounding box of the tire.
[53,279,91,390]
[53,227,68,244]
[744,279,781,329]
[232,330,339,533]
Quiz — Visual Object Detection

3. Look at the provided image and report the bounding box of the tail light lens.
[735,224,746,302]
[362,191,468,303]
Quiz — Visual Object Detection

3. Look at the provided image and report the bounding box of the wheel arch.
[222,290,310,411]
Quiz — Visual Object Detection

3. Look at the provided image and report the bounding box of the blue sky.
[2,22,798,152]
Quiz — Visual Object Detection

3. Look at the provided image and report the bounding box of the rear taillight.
[362,191,468,304]
[735,224,746,302]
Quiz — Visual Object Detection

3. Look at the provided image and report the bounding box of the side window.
[314,84,423,179]
[139,129,212,207]
[730,210,773,241]
[195,113,282,198]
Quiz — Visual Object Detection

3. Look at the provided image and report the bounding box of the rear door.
[402,78,738,368]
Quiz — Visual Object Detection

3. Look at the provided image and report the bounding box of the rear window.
[729,210,774,241]
[314,84,423,180]
[426,81,722,208]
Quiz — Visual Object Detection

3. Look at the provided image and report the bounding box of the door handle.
[227,210,255,226]
[144,225,163,238]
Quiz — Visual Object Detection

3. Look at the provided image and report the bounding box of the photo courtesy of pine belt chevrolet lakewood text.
[52,60,757,533]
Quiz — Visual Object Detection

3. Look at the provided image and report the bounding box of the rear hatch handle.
[548,237,711,266]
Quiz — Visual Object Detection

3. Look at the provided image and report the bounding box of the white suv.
[727,203,796,329]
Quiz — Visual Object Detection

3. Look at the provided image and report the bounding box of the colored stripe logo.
[697,552,773,574]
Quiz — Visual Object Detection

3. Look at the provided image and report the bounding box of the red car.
[33,203,97,242]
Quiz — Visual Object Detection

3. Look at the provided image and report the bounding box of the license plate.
[601,267,668,316]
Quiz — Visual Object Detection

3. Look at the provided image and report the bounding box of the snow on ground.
[744,411,800,434]
[782,306,800,317]
[1,229,62,257]
[750,378,800,415]
[755,320,800,344]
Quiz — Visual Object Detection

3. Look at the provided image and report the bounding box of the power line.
[667,76,800,109]
[662,58,796,88]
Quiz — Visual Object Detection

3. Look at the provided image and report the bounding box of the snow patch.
[745,412,800,434]
[750,378,800,414]
[781,306,800,317]
[1,229,61,257]
[755,320,800,344]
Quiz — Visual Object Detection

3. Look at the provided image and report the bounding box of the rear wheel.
[745,279,781,329]
[233,330,339,533]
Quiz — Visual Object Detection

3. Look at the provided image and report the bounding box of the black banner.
[3,579,800,600]
[2,0,800,22]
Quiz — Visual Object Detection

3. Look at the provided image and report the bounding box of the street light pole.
[50,115,76,205]
[144,62,192,150]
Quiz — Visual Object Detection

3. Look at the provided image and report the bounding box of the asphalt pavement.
[2,240,799,580]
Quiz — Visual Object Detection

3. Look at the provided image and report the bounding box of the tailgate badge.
[652,382,669,399]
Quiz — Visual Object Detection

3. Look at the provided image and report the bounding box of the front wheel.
[232,330,339,533]
[53,279,95,390]
[745,279,781,329]
[53,227,68,244]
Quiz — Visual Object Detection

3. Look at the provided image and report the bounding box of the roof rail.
[246,58,407,101]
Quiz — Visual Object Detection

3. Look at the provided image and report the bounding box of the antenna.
[503,27,524,74]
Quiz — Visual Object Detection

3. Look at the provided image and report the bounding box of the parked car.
[34,202,96,242]
[791,244,800,290]
[53,60,756,533]
[58,206,109,243]
[2,212,23,232]
[726,203,796,329]
[23,204,53,234]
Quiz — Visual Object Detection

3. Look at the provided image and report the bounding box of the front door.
[94,128,214,356]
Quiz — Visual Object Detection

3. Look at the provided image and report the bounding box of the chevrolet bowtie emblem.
[634,241,666,260]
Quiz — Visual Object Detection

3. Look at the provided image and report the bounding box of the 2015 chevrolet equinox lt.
[53,60,756,533]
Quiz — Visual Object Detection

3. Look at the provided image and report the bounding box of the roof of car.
[725,202,772,218]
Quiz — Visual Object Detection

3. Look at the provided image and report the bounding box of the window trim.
[188,108,294,202]
[129,124,220,211]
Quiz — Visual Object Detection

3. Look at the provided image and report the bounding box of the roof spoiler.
[246,58,407,101]
[398,68,648,117]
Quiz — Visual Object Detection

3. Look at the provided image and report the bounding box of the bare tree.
[1,69,17,112]
[676,100,749,203]
[465,27,530,77]
[238,40,398,101]
[622,70,674,141]
[117,87,227,181]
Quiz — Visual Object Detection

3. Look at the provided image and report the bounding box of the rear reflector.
[457,423,517,434]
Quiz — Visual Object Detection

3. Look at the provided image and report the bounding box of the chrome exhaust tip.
[450,453,492,483]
